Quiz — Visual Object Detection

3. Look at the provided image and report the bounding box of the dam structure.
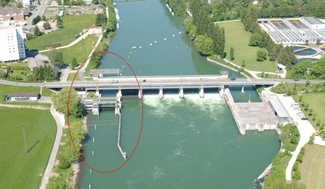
[82,92,126,160]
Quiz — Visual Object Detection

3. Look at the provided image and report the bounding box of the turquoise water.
[295,48,317,56]
[297,58,318,63]
[78,1,280,188]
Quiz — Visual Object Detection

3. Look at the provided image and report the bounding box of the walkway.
[39,28,102,53]
[272,93,324,182]
[39,104,65,189]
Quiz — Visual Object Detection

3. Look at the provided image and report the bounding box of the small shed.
[269,98,290,123]
[9,92,39,101]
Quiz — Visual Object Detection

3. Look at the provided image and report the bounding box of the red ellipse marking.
[66,50,144,173]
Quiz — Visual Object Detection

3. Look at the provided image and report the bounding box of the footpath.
[264,88,325,181]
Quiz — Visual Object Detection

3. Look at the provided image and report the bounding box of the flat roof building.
[269,98,290,123]
[9,92,39,101]
[301,17,325,29]
[0,24,26,62]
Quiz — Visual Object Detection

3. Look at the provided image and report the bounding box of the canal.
[78,0,280,188]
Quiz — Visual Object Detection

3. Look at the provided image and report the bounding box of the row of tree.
[32,65,58,81]
[165,0,187,16]
[241,6,297,69]
[183,1,225,57]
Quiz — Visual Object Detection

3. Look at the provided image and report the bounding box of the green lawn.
[67,73,81,81]
[293,93,325,128]
[42,35,98,67]
[0,108,56,189]
[299,144,325,189]
[0,85,54,103]
[217,21,277,72]
[25,15,96,51]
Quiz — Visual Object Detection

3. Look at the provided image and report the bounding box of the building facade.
[0,24,26,62]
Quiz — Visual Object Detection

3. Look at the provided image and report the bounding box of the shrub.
[293,170,301,180]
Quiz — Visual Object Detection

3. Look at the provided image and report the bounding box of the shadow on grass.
[28,140,39,153]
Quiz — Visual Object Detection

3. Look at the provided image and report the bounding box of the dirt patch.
[50,172,60,177]
[60,142,65,145]
[54,160,59,166]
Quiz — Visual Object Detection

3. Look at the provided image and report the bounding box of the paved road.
[0,77,324,90]
[39,105,64,189]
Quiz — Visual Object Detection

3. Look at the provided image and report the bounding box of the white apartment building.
[0,25,26,62]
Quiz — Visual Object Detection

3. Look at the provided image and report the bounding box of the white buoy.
[89,184,91,189]
[172,34,175,37]
[139,46,142,49]
[179,31,181,34]
[128,55,130,59]
[90,169,92,174]
[92,151,94,156]
[94,125,96,130]
[93,137,95,143]
[164,38,167,41]
[176,46,178,48]
[154,41,157,43]
[132,46,136,50]
[150,43,152,46]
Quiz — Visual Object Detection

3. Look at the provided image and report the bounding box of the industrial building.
[0,24,26,62]
[258,17,325,44]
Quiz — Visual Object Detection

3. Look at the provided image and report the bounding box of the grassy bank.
[299,144,325,189]
[25,15,96,51]
[216,21,276,72]
[42,35,99,67]
[292,93,325,128]
[0,108,56,189]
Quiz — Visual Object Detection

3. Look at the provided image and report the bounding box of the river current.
[78,1,280,188]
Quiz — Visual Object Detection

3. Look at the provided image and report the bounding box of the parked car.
[230,77,236,81]
[294,78,299,81]
[301,117,308,120]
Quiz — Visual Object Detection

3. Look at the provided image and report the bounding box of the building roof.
[10,92,39,97]
[269,98,289,118]
[0,6,23,16]
[302,17,324,25]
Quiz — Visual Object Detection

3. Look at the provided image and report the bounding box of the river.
[78,0,280,188]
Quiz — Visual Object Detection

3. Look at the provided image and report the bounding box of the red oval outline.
[66,50,144,173]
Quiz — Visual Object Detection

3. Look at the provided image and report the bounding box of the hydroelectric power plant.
[78,1,281,188]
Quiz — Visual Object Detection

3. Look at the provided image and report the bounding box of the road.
[25,0,50,29]
[39,104,64,189]
[0,77,324,90]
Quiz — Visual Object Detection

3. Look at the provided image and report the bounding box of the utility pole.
[22,124,28,154]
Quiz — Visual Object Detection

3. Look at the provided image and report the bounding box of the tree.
[242,60,245,67]
[48,49,63,66]
[56,16,63,28]
[230,47,234,61]
[43,21,51,30]
[95,13,107,27]
[33,25,42,36]
[195,35,214,56]
[46,177,69,189]
[249,33,261,46]
[256,50,267,61]
[32,15,41,25]
[41,15,47,21]
[70,57,78,69]
[51,88,83,117]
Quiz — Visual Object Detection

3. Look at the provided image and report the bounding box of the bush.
[293,162,299,171]
[58,158,70,169]
[293,170,301,180]
[296,154,303,163]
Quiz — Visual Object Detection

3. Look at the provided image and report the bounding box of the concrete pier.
[138,89,143,100]
[159,88,164,99]
[117,114,126,160]
[179,88,184,99]
[199,87,204,98]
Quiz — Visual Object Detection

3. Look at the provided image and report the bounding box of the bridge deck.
[89,69,121,77]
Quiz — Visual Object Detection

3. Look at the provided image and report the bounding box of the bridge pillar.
[199,86,204,98]
[179,88,184,99]
[95,89,100,96]
[158,88,164,99]
[138,89,143,100]
[116,89,122,99]
[241,85,245,93]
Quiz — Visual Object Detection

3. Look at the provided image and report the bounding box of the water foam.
[143,93,225,119]
[152,166,166,181]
